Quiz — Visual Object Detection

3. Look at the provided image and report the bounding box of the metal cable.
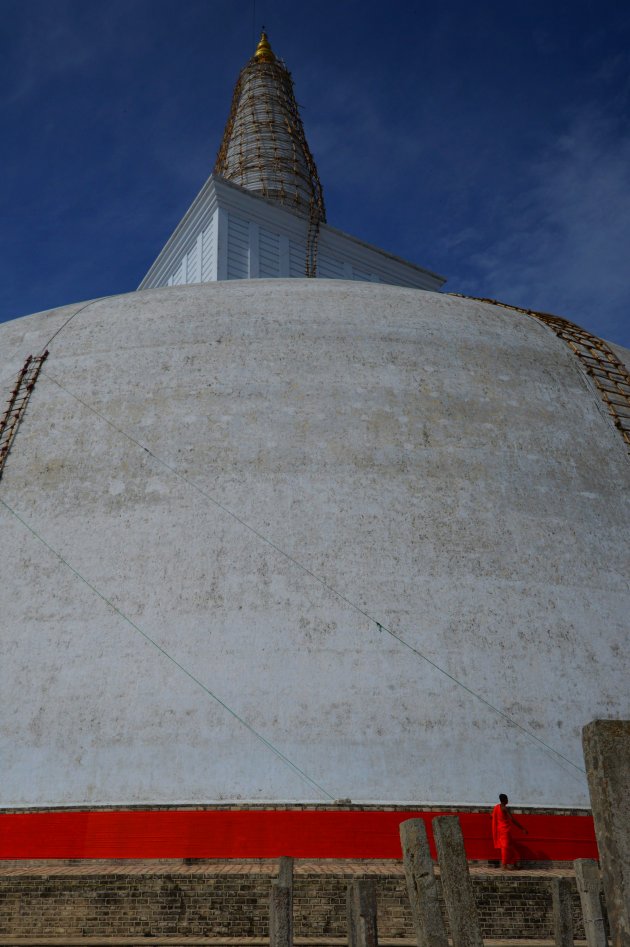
[41,297,106,353]
[0,297,105,389]
[41,369,588,781]
[0,492,336,802]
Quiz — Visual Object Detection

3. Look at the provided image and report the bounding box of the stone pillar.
[552,877,574,947]
[399,819,448,947]
[347,880,378,947]
[278,856,294,892]
[582,720,630,947]
[432,816,483,947]
[270,883,292,947]
[574,859,608,947]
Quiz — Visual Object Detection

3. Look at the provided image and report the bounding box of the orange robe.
[492,804,519,865]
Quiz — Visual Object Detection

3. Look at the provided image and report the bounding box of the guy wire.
[39,369,587,782]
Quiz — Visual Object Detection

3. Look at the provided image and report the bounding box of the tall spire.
[140,30,445,290]
[214,32,326,225]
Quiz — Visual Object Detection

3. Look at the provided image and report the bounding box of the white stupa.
[1,34,629,830]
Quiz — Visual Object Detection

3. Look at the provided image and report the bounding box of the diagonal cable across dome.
[214,32,326,225]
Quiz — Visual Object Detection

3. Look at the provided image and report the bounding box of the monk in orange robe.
[492,793,528,869]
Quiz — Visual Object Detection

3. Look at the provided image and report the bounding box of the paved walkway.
[0,859,575,877]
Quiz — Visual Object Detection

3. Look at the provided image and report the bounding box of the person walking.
[492,793,528,869]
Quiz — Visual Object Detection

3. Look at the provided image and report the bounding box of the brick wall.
[0,870,594,939]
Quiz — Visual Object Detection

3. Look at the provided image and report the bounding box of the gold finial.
[254,31,276,63]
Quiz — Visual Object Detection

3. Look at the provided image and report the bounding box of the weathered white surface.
[139,176,445,291]
[0,280,628,808]
[611,342,630,371]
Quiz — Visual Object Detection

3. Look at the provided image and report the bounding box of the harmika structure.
[1,33,629,863]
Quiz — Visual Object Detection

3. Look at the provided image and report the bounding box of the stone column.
[582,720,630,947]
[347,880,378,947]
[270,883,292,947]
[399,819,448,947]
[270,858,294,947]
[432,816,483,947]
[552,877,574,947]
[574,859,608,947]
[278,856,294,892]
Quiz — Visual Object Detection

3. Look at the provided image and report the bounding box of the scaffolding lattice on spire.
[214,32,326,276]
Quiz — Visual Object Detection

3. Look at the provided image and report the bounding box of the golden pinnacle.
[254,31,276,63]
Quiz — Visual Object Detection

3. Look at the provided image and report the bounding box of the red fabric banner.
[0,809,597,861]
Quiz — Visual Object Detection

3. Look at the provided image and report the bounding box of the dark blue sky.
[1,0,629,346]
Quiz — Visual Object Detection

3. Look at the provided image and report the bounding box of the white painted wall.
[140,176,445,292]
[0,281,628,809]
